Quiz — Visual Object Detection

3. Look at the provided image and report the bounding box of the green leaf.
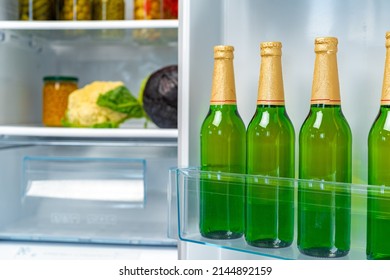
[97,86,144,118]
[61,114,76,127]
[91,122,120,128]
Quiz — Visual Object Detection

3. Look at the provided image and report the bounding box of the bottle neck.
[381,47,390,105]
[257,55,285,105]
[208,104,239,117]
[380,104,390,110]
[210,57,237,105]
[309,104,341,113]
[256,105,287,117]
[311,51,341,105]
[209,104,237,110]
[257,104,285,110]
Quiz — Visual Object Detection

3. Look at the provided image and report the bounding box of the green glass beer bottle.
[246,42,295,248]
[298,37,352,258]
[200,45,246,239]
[367,31,390,260]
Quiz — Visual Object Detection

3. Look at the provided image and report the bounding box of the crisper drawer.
[0,139,177,246]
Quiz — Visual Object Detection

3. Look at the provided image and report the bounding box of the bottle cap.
[314,37,338,53]
[214,45,234,59]
[260,42,282,56]
[386,31,390,48]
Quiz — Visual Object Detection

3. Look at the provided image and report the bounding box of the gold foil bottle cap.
[211,45,236,105]
[260,42,282,56]
[314,37,338,53]
[257,41,284,105]
[386,31,390,48]
[214,45,234,59]
[311,37,340,105]
[381,32,390,105]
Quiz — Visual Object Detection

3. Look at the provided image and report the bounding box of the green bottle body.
[367,106,390,260]
[200,105,246,239]
[246,105,295,247]
[298,104,352,257]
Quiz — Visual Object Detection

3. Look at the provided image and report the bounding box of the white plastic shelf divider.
[0,125,178,139]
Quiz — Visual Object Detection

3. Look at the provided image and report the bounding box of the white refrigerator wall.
[179,0,390,259]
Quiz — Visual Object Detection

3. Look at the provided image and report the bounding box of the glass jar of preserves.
[60,0,92,20]
[134,0,162,20]
[93,0,125,20]
[162,0,177,19]
[19,0,55,20]
[42,76,78,127]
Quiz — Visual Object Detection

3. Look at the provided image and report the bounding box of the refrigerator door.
[179,0,390,259]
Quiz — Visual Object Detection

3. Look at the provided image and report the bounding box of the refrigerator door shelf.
[173,168,373,260]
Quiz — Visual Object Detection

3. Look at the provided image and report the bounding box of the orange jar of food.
[43,76,78,127]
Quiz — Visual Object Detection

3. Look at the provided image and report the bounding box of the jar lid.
[43,76,78,82]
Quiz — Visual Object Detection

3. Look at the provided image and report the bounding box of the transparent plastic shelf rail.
[171,167,390,260]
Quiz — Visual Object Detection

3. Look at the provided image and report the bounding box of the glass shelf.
[0,124,178,148]
[171,168,390,260]
[0,124,178,139]
[0,20,179,31]
[0,20,178,47]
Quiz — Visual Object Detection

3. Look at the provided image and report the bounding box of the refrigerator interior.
[178,0,390,259]
[0,1,179,252]
[0,26,178,127]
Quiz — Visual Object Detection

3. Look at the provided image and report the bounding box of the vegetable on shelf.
[62,81,144,128]
[142,65,178,128]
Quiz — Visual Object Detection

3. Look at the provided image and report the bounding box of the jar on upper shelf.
[59,0,93,20]
[93,0,125,20]
[134,0,162,20]
[162,0,177,19]
[19,0,56,20]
